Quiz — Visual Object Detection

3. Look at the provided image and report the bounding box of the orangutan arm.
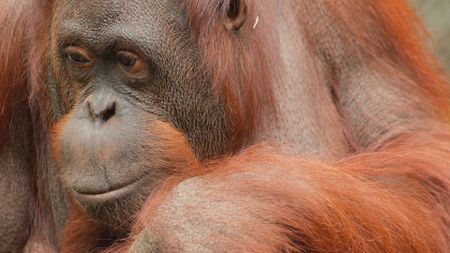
[122,124,449,253]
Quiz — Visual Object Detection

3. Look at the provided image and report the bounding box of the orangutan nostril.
[87,99,117,124]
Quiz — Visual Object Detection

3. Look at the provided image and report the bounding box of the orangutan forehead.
[54,0,192,35]
[52,0,237,37]
[53,0,186,30]
[51,0,191,52]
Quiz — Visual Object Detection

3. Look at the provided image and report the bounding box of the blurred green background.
[413,0,450,72]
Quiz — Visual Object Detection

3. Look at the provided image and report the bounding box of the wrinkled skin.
[50,0,228,231]
[1,0,449,252]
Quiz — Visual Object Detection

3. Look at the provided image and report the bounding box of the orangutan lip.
[73,175,150,204]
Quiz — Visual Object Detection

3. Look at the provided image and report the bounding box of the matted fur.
[183,0,277,149]
[0,0,449,252]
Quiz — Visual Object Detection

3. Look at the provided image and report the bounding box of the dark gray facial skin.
[49,0,229,231]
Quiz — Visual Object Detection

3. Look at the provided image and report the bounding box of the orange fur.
[60,205,104,253]
[0,0,449,252]
[184,0,277,149]
[120,126,449,252]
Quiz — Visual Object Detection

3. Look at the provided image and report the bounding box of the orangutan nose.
[86,93,117,124]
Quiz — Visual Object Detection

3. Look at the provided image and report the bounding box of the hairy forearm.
[125,126,450,253]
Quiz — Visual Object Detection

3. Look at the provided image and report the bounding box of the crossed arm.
[122,126,449,253]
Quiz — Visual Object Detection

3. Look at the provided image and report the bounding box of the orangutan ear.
[224,0,247,31]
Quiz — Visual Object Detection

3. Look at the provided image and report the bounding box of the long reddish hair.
[0,0,449,252]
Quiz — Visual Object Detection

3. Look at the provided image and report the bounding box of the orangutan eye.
[68,52,89,64]
[117,52,136,67]
[116,51,147,76]
[64,46,92,66]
